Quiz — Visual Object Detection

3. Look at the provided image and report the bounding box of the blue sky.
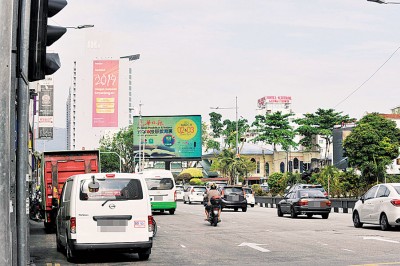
[50,0,400,127]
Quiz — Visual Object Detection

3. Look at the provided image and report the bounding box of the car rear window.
[194,187,207,192]
[224,187,244,194]
[145,178,174,190]
[80,179,143,201]
[393,186,400,195]
[297,190,325,198]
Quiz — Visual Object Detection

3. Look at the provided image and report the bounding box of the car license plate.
[309,202,321,208]
[97,220,127,232]
[154,196,163,201]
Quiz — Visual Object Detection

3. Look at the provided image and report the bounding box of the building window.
[265,162,270,176]
[289,161,293,172]
[293,158,299,169]
[280,162,285,173]
[256,161,260,174]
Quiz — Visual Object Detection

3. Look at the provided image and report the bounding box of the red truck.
[40,150,100,232]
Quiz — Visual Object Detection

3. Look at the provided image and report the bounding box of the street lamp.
[210,96,240,184]
[120,54,140,170]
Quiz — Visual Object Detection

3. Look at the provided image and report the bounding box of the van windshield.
[145,178,174,190]
[80,179,143,201]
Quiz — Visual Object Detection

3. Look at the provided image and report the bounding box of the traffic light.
[28,0,67,82]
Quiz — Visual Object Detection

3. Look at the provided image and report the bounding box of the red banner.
[92,60,119,127]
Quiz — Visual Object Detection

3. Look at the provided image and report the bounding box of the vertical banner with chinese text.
[92,60,119,127]
[38,76,54,139]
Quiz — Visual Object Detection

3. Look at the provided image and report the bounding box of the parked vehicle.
[40,150,100,233]
[285,183,327,197]
[176,185,184,201]
[260,183,270,193]
[243,187,255,208]
[55,173,153,263]
[141,170,177,214]
[277,189,331,219]
[353,183,400,231]
[220,186,247,212]
[183,186,207,204]
[206,196,222,227]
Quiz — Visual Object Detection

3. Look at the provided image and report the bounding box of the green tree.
[252,111,296,151]
[344,113,400,185]
[267,172,286,196]
[99,125,135,173]
[222,117,249,149]
[295,109,354,159]
[203,121,220,152]
[209,112,223,138]
[210,149,255,185]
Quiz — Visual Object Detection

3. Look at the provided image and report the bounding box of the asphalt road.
[30,202,400,266]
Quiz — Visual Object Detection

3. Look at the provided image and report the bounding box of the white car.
[183,186,207,204]
[176,185,184,201]
[243,187,255,207]
[353,183,400,231]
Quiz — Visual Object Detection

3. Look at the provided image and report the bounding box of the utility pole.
[0,1,14,264]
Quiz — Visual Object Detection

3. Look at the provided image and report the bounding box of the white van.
[140,169,177,214]
[55,173,153,263]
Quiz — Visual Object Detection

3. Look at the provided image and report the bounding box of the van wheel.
[169,209,175,215]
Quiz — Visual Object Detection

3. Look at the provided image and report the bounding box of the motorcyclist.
[204,183,221,222]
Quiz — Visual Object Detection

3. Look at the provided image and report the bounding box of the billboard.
[132,115,202,159]
[38,76,54,139]
[257,96,292,108]
[92,60,119,127]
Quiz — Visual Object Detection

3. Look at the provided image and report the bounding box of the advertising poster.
[92,60,119,127]
[132,115,202,159]
[38,77,54,139]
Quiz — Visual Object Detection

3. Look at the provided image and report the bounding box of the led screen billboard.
[132,115,202,159]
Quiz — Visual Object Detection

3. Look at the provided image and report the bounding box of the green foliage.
[210,149,256,184]
[267,172,286,196]
[189,178,202,185]
[209,112,223,138]
[252,111,297,151]
[176,173,192,183]
[295,108,354,155]
[205,139,220,152]
[344,113,400,186]
[222,118,249,149]
[180,168,203,178]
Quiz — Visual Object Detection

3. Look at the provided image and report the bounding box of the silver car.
[353,183,400,231]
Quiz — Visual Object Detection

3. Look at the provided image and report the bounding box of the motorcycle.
[207,196,221,227]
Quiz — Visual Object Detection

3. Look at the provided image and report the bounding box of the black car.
[277,189,331,219]
[220,186,247,212]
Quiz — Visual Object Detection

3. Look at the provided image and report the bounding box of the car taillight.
[70,217,76,234]
[174,190,177,201]
[326,200,332,207]
[298,199,308,206]
[191,189,195,194]
[391,199,400,207]
[148,215,154,232]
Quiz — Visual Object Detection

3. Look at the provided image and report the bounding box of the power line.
[334,45,400,109]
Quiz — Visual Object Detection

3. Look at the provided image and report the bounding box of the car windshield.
[145,178,174,190]
[193,187,207,192]
[224,187,243,194]
[297,190,325,198]
[80,179,143,201]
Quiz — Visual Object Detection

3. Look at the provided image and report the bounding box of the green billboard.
[132,115,202,159]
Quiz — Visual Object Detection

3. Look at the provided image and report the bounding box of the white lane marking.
[363,236,400,244]
[238,242,270,252]
[181,244,186,248]
[342,248,354,252]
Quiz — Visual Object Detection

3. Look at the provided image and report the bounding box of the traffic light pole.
[0,1,14,265]
[16,0,31,265]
